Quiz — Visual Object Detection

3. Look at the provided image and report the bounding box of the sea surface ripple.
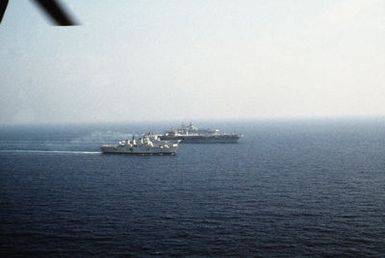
[1,120,385,257]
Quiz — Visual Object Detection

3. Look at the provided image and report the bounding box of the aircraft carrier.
[159,122,242,143]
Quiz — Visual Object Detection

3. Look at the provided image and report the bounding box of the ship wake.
[0,150,101,155]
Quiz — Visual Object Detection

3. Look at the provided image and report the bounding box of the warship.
[159,122,242,143]
[101,135,179,155]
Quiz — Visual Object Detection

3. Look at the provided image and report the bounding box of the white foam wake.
[0,150,101,154]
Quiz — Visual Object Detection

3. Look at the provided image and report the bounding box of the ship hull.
[100,145,177,155]
[159,135,240,143]
[102,151,176,155]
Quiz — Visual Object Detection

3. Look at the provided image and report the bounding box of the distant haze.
[1,0,385,124]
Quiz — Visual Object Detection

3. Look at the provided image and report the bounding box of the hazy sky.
[1,0,384,124]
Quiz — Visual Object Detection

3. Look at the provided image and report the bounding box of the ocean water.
[1,119,385,257]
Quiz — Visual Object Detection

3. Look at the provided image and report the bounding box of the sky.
[0,0,385,124]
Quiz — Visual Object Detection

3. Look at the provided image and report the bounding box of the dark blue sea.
[1,119,385,257]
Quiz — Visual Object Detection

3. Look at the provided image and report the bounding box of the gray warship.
[101,135,179,155]
[159,122,242,143]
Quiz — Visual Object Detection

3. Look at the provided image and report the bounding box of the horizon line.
[1,115,385,127]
